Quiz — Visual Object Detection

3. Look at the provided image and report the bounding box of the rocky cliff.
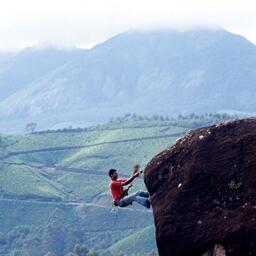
[144,118,256,256]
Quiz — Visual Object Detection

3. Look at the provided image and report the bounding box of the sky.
[0,0,255,51]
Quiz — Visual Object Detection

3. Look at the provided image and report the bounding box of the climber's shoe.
[146,199,151,209]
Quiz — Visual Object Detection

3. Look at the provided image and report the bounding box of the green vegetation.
[1,119,187,202]
[109,225,157,255]
[0,113,239,255]
[106,112,238,127]
[0,164,65,200]
[60,126,183,172]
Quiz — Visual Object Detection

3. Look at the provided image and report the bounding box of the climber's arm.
[121,172,139,186]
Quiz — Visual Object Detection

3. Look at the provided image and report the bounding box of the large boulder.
[144,118,256,256]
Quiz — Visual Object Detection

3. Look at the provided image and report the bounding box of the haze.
[0,0,255,51]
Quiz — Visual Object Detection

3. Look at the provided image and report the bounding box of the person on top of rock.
[109,165,150,208]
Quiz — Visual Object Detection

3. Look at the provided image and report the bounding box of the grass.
[3,125,185,154]
[0,164,65,200]
[0,199,77,233]
[55,172,108,201]
[60,129,183,173]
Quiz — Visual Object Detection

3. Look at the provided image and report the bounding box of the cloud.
[0,0,255,51]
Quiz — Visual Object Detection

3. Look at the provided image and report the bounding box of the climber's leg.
[118,191,150,208]
[136,190,149,198]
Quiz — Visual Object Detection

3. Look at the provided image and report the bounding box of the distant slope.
[0,199,153,255]
[0,122,164,255]
[0,123,187,202]
[0,47,83,101]
[108,225,157,255]
[0,164,66,201]
[0,28,256,132]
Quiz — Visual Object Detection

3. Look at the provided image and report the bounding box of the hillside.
[0,123,186,201]
[0,119,193,255]
[0,28,256,132]
[0,114,245,255]
[109,225,157,255]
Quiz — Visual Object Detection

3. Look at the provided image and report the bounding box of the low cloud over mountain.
[1,28,256,132]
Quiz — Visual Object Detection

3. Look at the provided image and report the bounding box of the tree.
[0,136,9,156]
[25,122,37,133]
[42,209,67,256]
[152,114,159,121]
[74,243,89,256]
[87,249,98,256]
[44,252,57,256]
[159,115,165,121]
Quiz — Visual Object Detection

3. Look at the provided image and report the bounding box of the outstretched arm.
[121,172,139,186]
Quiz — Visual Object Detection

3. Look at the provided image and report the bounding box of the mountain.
[0,47,84,100]
[0,28,256,132]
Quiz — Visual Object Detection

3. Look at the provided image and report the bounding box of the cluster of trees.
[169,112,240,128]
[25,112,241,135]
[1,223,156,256]
[109,112,238,123]
[109,113,169,123]
[32,126,95,134]
[0,209,100,256]
[0,223,158,256]
[107,112,240,128]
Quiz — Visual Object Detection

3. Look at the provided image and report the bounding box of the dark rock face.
[144,118,256,256]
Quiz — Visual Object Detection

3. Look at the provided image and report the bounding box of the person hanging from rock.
[109,164,150,208]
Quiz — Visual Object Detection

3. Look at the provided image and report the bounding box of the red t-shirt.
[109,179,127,203]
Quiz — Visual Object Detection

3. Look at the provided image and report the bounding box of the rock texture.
[144,118,256,256]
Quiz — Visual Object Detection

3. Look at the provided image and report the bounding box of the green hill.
[0,119,190,255]
[0,123,186,202]
[0,115,239,255]
[108,225,157,255]
[0,29,255,133]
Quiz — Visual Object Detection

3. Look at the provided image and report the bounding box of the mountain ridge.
[0,28,256,132]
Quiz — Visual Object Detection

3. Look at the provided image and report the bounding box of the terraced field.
[0,125,186,201]
[0,123,187,255]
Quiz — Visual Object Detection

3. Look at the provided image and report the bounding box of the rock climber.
[108,165,150,208]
